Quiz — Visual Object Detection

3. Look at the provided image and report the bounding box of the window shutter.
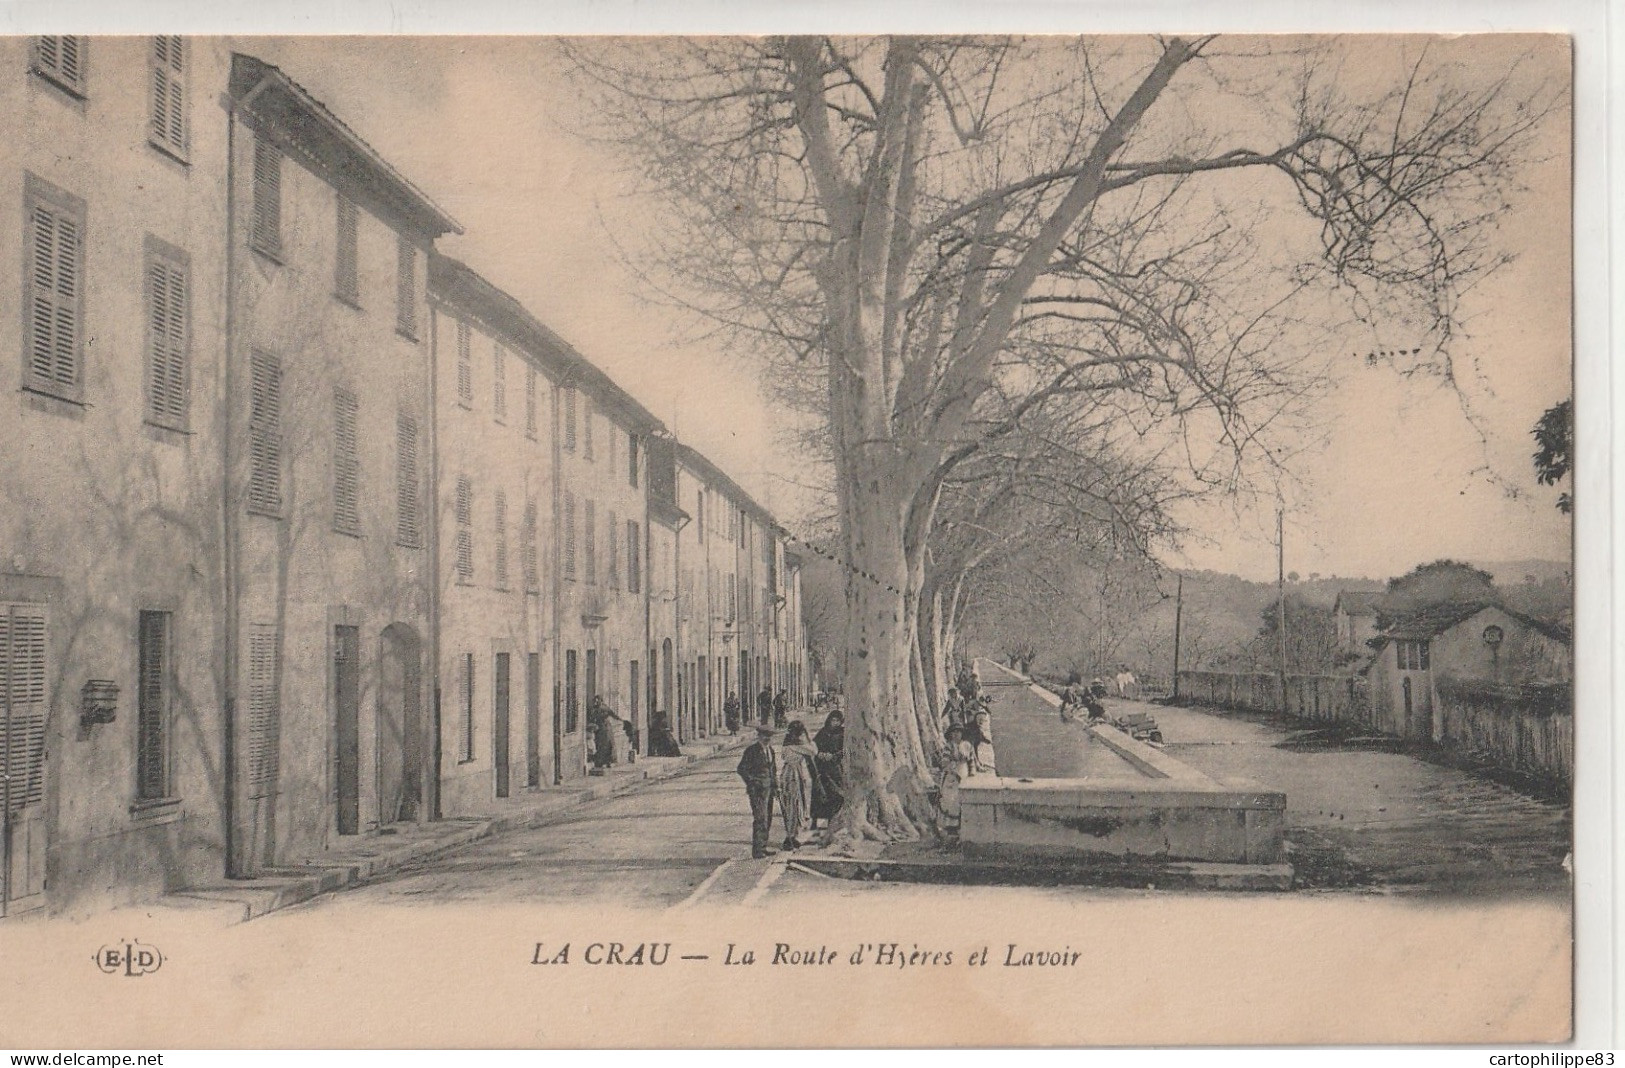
[33,36,87,96]
[251,138,282,257]
[525,367,537,437]
[395,235,417,337]
[334,196,359,305]
[146,254,188,429]
[493,344,506,421]
[396,412,421,547]
[333,389,360,535]
[27,198,82,398]
[248,351,282,515]
[628,433,639,487]
[461,654,475,762]
[628,521,641,594]
[1,604,49,813]
[584,499,596,584]
[456,321,472,406]
[563,492,576,578]
[563,387,577,451]
[149,36,186,158]
[583,398,595,460]
[494,491,509,590]
[607,510,619,590]
[136,611,169,801]
[455,476,473,583]
[245,624,280,799]
[523,496,538,592]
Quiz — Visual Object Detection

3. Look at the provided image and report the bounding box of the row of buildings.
[0,38,808,915]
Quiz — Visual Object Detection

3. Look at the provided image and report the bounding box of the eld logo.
[95,940,164,977]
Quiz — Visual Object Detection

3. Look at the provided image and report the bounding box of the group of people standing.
[935,666,997,838]
[735,709,847,858]
[723,688,793,734]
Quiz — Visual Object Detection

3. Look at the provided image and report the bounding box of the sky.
[249,35,1573,585]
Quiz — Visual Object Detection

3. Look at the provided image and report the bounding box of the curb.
[171,733,750,923]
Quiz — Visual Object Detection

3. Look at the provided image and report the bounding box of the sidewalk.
[166,732,749,923]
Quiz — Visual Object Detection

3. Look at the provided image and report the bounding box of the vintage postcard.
[0,25,1587,1049]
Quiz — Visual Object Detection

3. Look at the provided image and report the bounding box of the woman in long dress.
[972,707,996,774]
[778,720,817,850]
[936,725,976,837]
[810,710,845,829]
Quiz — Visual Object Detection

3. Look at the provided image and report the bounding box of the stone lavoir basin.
[957,660,1292,887]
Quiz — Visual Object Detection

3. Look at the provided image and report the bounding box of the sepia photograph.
[0,11,1600,1051]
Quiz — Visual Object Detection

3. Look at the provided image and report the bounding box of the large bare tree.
[569,35,1556,840]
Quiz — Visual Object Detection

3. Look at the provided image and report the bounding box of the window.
[396,413,421,548]
[23,177,85,403]
[493,344,507,422]
[728,573,737,621]
[562,492,576,580]
[334,195,359,306]
[148,36,187,160]
[144,240,189,430]
[628,433,639,488]
[1396,640,1431,672]
[455,320,473,407]
[695,491,705,543]
[525,366,537,438]
[455,476,474,584]
[627,521,641,595]
[584,499,597,585]
[583,398,595,461]
[606,510,619,590]
[493,491,509,591]
[31,36,87,97]
[0,604,48,849]
[251,136,282,259]
[248,350,283,516]
[523,496,539,593]
[395,235,417,339]
[460,653,475,763]
[562,387,577,452]
[136,611,172,801]
[332,389,360,536]
[246,624,280,800]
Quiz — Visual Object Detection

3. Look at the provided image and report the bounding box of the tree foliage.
[1532,397,1572,514]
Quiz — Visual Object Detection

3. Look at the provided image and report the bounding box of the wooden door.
[334,626,360,836]
[494,652,511,799]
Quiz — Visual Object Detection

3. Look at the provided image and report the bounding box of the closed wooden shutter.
[245,625,280,799]
[1,605,48,813]
[606,510,619,590]
[461,654,475,762]
[395,413,420,547]
[251,138,282,257]
[563,492,576,578]
[628,521,641,594]
[146,252,188,429]
[493,491,508,590]
[136,611,169,801]
[395,236,416,338]
[493,345,506,421]
[523,497,538,592]
[333,389,360,535]
[525,367,537,436]
[248,351,282,515]
[563,387,577,451]
[149,36,187,158]
[26,197,83,399]
[456,321,472,406]
[33,36,87,96]
[334,196,359,305]
[455,476,473,582]
[584,499,596,585]
[583,398,594,460]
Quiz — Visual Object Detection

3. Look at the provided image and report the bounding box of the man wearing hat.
[736,724,779,859]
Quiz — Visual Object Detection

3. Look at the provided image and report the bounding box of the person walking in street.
[724,692,742,733]
[936,724,977,839]
[757,686,774,725]
[736,724,779,858]
[778,720,817,851]
[811,709,846,830]
[773,688,790,727]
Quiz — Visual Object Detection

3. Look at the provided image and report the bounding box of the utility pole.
[1277,507,1288,713]
[1171,573,1183,701]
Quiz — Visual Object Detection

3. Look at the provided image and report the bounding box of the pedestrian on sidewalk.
[774,688,790,727]
[724,692,742,733]
[936,724,976,839]
[648,712,683,757]
[778,720,817,851]
[736,724,779,859]
[972,705,995,774]
[757,686,774,725]
[811,709,845,830]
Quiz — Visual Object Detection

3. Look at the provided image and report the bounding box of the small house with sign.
[1365,601,1571,741]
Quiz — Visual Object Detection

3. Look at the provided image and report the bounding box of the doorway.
[494,652,511,799]
[334,625,361,836]
[378,623,423,826]
[526,652,541,789]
